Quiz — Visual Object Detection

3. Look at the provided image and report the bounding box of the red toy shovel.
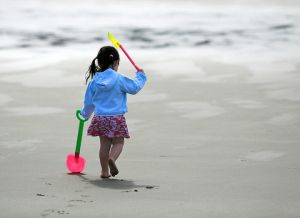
[108,32,141,72]
[66,110,87,173]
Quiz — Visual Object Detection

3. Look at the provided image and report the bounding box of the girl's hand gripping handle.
[76,110,87,122]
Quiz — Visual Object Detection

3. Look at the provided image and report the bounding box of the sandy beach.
[0,46,300,217]
[1,0,300,216]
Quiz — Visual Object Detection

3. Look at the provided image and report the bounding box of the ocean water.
[0,0,300,73]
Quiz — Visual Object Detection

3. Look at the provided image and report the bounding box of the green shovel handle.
[76,110,87,122]
[75,110,87,157]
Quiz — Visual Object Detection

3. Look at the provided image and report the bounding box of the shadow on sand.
[67,173,157,191]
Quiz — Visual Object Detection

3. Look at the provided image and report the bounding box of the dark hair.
[85,46,120,84]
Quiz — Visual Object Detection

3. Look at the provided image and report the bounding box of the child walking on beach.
[80,46,147,178]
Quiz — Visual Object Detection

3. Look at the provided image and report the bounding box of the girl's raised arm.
[119,71,147,95]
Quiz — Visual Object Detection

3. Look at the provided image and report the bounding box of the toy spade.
[108,32,141,72]
[66,110,87,173]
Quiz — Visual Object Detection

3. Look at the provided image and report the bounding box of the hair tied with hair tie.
[109,54,114,59]
[94,58,99,68]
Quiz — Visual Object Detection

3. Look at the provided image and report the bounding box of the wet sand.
[0,48,300,217]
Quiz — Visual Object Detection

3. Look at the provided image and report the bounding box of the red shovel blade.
[66,154,85,173]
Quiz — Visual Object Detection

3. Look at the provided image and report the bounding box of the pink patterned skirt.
[87,115,130,138]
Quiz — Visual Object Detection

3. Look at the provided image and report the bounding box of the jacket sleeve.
[119,72,147,95]
[80,81,95,119]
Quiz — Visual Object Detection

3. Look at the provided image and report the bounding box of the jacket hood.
[93,68,118,91]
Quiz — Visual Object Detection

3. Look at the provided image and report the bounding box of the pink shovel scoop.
[66,110,87,173]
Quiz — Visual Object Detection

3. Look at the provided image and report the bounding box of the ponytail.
[85,57,97,84]
[85,46,120,84]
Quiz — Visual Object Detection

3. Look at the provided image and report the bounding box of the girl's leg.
[110,137,124,161]
[108,137,124,176]
[99,136,112,178]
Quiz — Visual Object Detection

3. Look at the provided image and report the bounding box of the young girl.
[80,46,147,178]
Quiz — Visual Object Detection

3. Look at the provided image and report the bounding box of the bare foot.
[108,158,119,177]
[100,172,111,179]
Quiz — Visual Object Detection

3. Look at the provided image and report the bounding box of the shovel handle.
[76,110,87,122]
[75,110,87,156]
[119,44,141,72]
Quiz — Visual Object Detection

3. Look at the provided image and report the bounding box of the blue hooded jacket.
[80,68,147,119]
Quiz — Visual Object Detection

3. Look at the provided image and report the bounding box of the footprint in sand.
[68,199,94,203]
[66,204,76,208]
[69,199,86,203]
[244,151,284,162]
[41,209,69,217]
[122,185,158,193]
